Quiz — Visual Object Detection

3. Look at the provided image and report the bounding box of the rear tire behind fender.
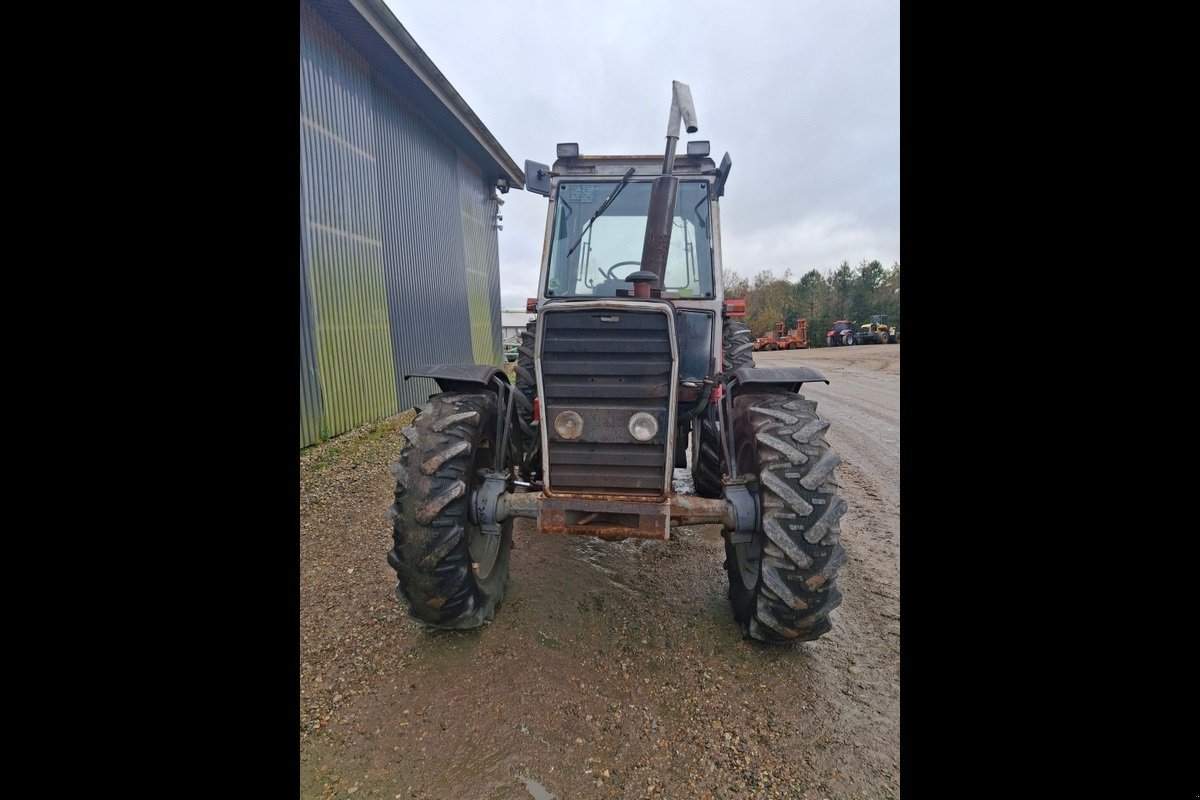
[693,319,753,498]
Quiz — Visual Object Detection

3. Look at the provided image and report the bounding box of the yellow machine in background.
[859,314,896,345]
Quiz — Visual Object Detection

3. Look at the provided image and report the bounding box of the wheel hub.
[469,470,509,535]
[467,470,509,579]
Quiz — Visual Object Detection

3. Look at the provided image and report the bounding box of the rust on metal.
[669,493,734,528]
[499,491,724,534]
[538,496,670,541]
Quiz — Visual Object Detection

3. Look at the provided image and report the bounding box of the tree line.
[725,259,900,345]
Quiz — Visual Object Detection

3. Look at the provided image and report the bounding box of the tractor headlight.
[628,412,658,442]
[554,410,584,440]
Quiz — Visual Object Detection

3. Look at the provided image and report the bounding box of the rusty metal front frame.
[497,489,738,541]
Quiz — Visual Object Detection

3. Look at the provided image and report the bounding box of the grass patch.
[300,408,418,473]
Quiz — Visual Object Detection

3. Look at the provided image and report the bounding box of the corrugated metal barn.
[300,0,524,448]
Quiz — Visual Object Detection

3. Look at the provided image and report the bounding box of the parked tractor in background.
[386,81,847,645]
[857,314,893,345]
[827,320,857,347]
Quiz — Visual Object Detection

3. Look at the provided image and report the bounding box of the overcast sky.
[383,0,899,311]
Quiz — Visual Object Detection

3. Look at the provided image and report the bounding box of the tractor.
[826,320,857,347]
[387,82,847,644]
[858,314,892,345]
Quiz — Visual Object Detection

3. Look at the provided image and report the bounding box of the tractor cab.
[542,170,715,301]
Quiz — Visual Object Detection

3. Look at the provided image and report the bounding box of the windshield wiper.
[567,167,636,257]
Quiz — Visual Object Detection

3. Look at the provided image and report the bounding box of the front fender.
[405,364,508,395]
[727,365,829,393]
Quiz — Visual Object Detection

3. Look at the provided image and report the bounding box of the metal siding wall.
[299,211,325,448]
[300,4,398,442]
[299,0,508,442]
[372,74,475,413]
[456,153,503,365]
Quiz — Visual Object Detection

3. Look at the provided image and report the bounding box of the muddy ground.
[299,343,899,799]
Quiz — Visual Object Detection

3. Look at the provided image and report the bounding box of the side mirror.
[525,160,551,196]
[714,152,732,197]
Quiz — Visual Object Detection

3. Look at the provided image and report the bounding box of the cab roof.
[552,153,718,177]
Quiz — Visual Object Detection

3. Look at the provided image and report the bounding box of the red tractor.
[826,320,857,347]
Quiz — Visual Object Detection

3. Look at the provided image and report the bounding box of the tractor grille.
[539,305,676,496]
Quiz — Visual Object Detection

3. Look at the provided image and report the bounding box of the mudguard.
[727,365,829,393]
[405,364,508,394]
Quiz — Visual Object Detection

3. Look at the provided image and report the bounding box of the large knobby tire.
[513,321,540,481]
[387,392,513,629]
[692,408,724,499]
[692,319,753,498]
[725,391,847,643]
[514,321,537,430]
[724,319,754,372]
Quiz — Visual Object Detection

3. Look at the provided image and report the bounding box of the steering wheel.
[601,260,642,281]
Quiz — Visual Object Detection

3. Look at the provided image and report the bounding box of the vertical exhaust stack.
[640,81,699,284]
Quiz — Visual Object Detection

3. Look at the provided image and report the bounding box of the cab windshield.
[545,179,713,299]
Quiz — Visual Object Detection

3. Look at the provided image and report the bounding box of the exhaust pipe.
[661,80,698,177]
[640,81,698,282]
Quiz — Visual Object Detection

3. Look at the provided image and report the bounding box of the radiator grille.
[540,306,676,496]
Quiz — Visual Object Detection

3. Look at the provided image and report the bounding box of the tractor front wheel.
[387,392,514,629]
[725,391,847,643]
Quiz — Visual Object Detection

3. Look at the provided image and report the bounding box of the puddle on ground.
[671,467,695,495]
[672,467,725,542]
[536,630,562,650]
[577,537,641,593]
[517,774,557,800]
